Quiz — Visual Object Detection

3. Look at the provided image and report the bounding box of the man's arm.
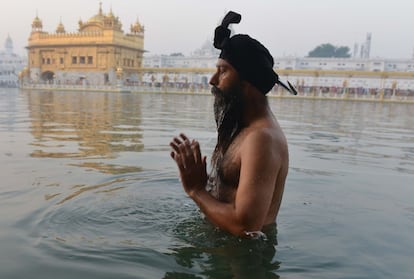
[170,131,280,237]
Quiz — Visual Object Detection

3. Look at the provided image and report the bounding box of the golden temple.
[24,3,145,85]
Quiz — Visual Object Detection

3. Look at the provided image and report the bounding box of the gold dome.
[31,15,43,31]
[130,18,144,34]
[107,8,115,19]
[56,19,66,33]
[88,15,105,24]
[87,2,105,23]
[80,3,122,32]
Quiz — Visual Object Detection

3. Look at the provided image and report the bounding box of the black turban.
[214,11,297,95]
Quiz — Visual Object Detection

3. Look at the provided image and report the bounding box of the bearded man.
[170,11,296,238]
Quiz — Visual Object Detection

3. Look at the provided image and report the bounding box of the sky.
[1,0,414,59]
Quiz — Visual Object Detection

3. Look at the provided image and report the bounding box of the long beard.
[211,84,245,172]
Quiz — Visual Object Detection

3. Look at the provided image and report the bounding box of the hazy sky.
[1,0,414,59]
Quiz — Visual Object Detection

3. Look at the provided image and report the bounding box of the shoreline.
[19,84,414,104]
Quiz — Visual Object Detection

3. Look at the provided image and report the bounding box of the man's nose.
[209,72,218,86]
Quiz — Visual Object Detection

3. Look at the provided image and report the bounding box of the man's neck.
[242,87,270,125]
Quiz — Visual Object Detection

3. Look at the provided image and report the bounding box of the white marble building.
[144,41,414,73]
[142,41,414,92]
[0,35,26,87]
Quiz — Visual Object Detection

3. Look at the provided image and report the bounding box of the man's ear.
[241,80,260,95]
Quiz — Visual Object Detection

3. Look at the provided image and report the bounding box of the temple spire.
[99,2,103,15]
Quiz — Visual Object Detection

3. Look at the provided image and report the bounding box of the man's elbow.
[229,215,264,238]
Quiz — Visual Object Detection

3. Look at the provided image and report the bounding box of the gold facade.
[26,3,145,85]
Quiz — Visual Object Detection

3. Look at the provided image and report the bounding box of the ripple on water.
[34,181,183,245]
[19,173,280,277]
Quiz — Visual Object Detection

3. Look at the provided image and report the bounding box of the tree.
[334,46,351,58]
[308,43,351,58]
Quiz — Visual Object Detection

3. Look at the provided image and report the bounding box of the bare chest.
[208,140,242,202]
[218,145,241,189]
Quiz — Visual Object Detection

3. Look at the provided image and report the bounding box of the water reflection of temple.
[27,92,144,174]
[23,3,144,86]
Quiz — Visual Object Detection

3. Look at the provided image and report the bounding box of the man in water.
[170,11,295,238]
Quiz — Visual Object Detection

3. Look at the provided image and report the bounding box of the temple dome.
[56,19,66,33]
[88,14,105,24]
[4,35,13,53]
[88,2,104,23]
[130,18,144,34]
[31,15,43,31]
[79,3,122,32]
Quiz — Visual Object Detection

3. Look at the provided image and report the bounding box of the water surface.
[0,88,413,278]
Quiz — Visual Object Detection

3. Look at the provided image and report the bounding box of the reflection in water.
[67,162,142,174]
[27,91,144,173]
[26,91,146,204]
[56,177,128,205]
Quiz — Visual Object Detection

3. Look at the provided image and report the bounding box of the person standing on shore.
[170,11,295,238]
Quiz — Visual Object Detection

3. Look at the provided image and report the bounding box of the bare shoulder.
[243,123,287,150]
[240,124,288,162]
